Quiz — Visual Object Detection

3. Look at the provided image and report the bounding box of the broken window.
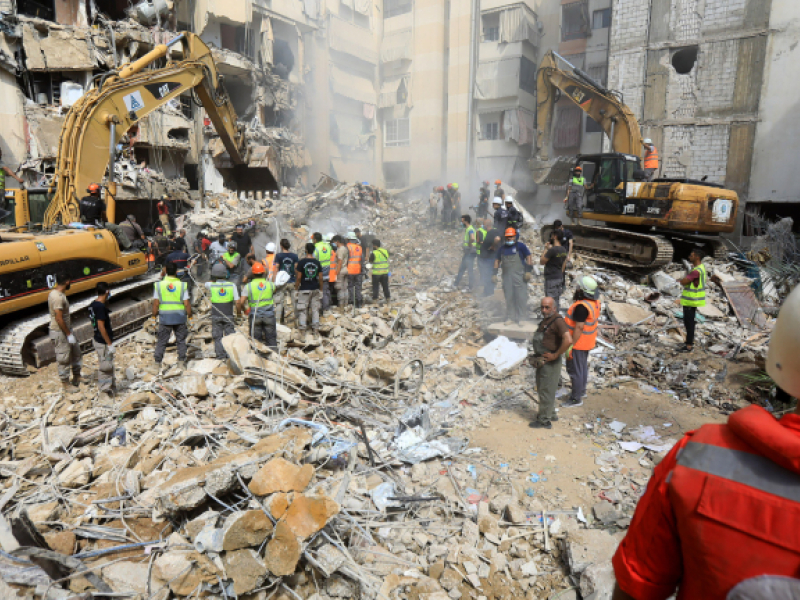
[561,0,589,42]
[384,0,412,19]
[672,46,699,74]
[92,0,131,21]
[519,56,536,96]
[179,95,193,120]
[18,0,55,20]
[384,118,410,147]
[273,39,295,79]
[383,161,410,188]
[221,24,255,60]
[592,8,611,29]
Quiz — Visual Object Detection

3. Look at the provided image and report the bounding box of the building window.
[519,56,537,96]
[384,161,410,188]
[484,27,499,41]
[385,0,412,19]
[18,0,55,20]
[562,0,589,42]
[592,8,611,29]
[586,64,607,87]
[384,118,410,147]
[483,122,500,140]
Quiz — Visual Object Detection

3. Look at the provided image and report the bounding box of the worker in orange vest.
[263,243,279,281]
[328,236,339,306]
[642,138,659,181]
[346,231,363,308]
[612,285,800,600]
[562,276,601,408]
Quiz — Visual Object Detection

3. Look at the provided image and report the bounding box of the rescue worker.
[263,242,279,281]
[429,186,440,224]
[529,297,572,429]
[275,239,298,324]
[642,138,659,181]
[295,242,324,334]
[153,226,171,267]
[152,262,191,370]
[492,197,508,232]
[441,185,454,229]
[79,183,106,226]
[312,232,333,311]
[205,263,239,359]
[494,180,505,201]
[562,276,601,408]
[88,282,115,398]
[208,233,228,266]
[540,230,568,312]
[450,183,462,227]
[454,214,477,291]
[328,235,339,306]
[346,232,364,307]
[49,273,82,392]
[478,217,501,297]
[611,285,800,600]
[564,166,586,225]
[553,219,575,265]
[120,215,146,250]
[238,262,278,350]
[493,228,532,325]
[333,235,349,308]
[475,218,487,260]
[368,239,390,303]
[678,247,706,353]
[222,241,242,286]
[477,180,491,218]
[156,196,172,234]
[505,195,523,238]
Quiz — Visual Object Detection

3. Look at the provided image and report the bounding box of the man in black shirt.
[79,183,106,225]
[540,230,568,311]
[173,229,188,253]
[554,219,575,265]
[479,217,501,297]
[295,243,323,333]
[88,282,115,396]
[275,239,298,324]
[230,223,254,257]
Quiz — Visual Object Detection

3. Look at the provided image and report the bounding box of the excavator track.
[0,276,158,377]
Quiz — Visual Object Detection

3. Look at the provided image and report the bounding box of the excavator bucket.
[529,155,575,186]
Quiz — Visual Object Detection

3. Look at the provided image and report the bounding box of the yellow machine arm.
[45,32,246,227]
[535,50,643,160]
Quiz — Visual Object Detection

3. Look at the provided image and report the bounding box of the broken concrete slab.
[220,510,273,551]
[152,550,219,596]
[222,549,268,595]
[563,529,625,575]
[606,302,653,325]
[248,457,314,496]
[265,520,302,576]
[282,493,340,539]
[486,321,539,341]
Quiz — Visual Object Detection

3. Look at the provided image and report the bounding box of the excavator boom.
[46,32,246,227]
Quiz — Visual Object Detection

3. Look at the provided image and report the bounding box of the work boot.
[71,376,82,387]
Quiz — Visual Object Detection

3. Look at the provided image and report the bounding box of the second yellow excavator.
[0,32,246,375]
[532,51,738,269]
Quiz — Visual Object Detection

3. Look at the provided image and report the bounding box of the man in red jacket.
[612,286,800,599]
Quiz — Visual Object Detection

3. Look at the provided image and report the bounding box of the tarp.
[475,59,520,100]
[499,6,539,46]
[330,65,376,104]
[503,108,535,145]
[381,29,412,63]
[329,17,377,63]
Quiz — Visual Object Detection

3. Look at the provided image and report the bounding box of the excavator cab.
[576,153,641,216]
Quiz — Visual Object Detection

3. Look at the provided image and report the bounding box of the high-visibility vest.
[463,225,476,250]
[572,176,585,188]
[565,299,600,351]
[314,241,332,277]
[263,254,278,281]
[347,243,362,275]
[247,278,275,309]
[476,227,487,256]
[644,145,659,169]
[681,263,706,308]
[209,281,236,317]
[156,277,186,314]
[372,248,389,276]
[329,251,338,283]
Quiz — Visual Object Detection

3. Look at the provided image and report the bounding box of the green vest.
[681,263,707,308]
[0,167,5,190]
[372,248,389,276]
[247,278,275,308]
[156,277,186,314]
[476,227,487,256]
[210,281,236,317]
[314,241,332,276]
[572,176,585,187]
[463,225,476,250]
[222,251,240,268]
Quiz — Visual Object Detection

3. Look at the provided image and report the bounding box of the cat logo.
[128,258,141,266]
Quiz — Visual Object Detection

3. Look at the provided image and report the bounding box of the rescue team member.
[642,137,659,181]
[153,226,170,267]
[493,228,532,325]
[678,247,706,353]
[328,235,339,306]
[88,282,116,397]
[312,232,333,311]
[275,239,298,325]
[476,214,487,255]
[238,262,278,350]
[153,262,191,371]
[346,232,364,307]
[222,241,242,286]
[205,263,239,360]
[441,186,454,228]
[172,229,188,253]
[295,243,324,334]
[505,196,523,238]
[369,239,390,303]
[562,276,601,408]
[454,214,477,291]
[449,183,462,227]
[333,235,349,309]
[564,165,586,225]
[494,179,505,201]
[231,223,254,258]
[611,285,800,600]
[49,273,82,392]
[157,197,172,234]
[477,180,491,218]
[429,186,440,224]
[121,215,146,250]
[553,219,575,266]
[263,242,278,281]
[208,233,228,265]
[540,230,568,312]
[529,297,572,429]
[478,217,501,297]
[79,183,106,226]
[492,197,508,232]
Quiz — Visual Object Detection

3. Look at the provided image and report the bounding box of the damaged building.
[607,0,800,238]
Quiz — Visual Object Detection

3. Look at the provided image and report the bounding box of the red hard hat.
[447,183,453,189]
[155,226,163,232]
[437,186,444,192]
[505,228,516,237]
[495,180,502,185]
[483,180,489,185]
[252,262,266,275]
[87,183,100,193]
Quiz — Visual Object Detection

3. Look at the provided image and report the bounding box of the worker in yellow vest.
[562,276,601,409]
[333,235,349,308]
[346,231,363,307]
[678,248,706,353]
[237,262,278,349]
[643,138,659,181]
[368,239,390,303]
[205,262,240,359]
[152,262,192,370]
[312,232,333,311]
[454,214,477,291]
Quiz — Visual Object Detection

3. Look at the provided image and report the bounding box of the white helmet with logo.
[767,285,800,398]
[265,242,276,253]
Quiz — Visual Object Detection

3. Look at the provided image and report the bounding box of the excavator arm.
[535,50,643,160]
[44,32,246,227]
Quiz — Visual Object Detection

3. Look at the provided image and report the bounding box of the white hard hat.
[275,271,290,286]
[265,242,276,253]
[644,138,653,145]
[326,232,335,240]
[347,231,357,240]
[492,197,502,205]
[767,285,800,398]
[505,195,514,204]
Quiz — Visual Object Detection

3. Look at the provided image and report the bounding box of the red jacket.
[613,405,800,600]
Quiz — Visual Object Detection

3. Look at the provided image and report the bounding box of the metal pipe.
[609,118,616,153]
[464,0,480,193]
[118,35,184,79]
[107,120,117,223]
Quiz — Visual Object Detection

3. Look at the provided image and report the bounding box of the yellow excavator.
[0,32,246,375]
[532,51,738,269]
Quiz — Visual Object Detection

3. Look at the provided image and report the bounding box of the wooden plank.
[721,281,767,330]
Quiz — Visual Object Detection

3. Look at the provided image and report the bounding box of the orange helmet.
[251,262,266,275]
[495,179,502,185]
[574,165,582,172]
[87,183,100,193]
[505,228,516,237]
